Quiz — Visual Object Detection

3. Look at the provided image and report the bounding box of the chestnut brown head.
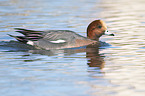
[87,20,114,40]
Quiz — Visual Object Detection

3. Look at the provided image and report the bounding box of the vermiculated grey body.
[8,28,97,50]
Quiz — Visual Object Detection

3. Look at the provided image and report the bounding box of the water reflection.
[0,41,106,69]
[86,44,105,69]
[1,0,145,95]
[30,45,105,68]
[29,43,106,69]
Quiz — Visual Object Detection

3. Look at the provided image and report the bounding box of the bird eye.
[98,25,102,29]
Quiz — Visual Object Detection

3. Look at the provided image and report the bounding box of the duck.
[8,20,114,50]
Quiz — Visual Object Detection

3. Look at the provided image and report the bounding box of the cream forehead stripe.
[100,20,107,29]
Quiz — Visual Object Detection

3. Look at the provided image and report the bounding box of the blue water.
[0,0,145,96]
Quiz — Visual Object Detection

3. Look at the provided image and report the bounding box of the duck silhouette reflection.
[28,42,105,69]
[1,41,106,69]
[86,44,105,69]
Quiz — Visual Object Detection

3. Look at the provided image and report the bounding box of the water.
[0,0,145,96]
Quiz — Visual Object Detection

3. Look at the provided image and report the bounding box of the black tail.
[8,34,28,43]
[8,28,43,43]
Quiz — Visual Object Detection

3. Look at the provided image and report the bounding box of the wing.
[9,28,84,50]
[34,30,82,49]
[42,30,78,42]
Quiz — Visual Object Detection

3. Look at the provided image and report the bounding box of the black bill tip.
[110,33,115,36]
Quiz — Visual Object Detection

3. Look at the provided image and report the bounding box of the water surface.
[0,0,145,96]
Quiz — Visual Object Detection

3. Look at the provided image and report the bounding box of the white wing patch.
[50,40,66,43]
[27,41,34,45]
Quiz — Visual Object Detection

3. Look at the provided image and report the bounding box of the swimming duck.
[8,20,114,50]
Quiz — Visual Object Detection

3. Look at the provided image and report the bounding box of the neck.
[87,30,99,41]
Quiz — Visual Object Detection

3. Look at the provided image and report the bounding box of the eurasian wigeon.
[8,20,114,50]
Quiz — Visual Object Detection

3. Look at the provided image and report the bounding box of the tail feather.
[8,34,28,43]
[8,28,43,43]
[14,28,42,34]
[14,28,35,32]
[14,28,43,41]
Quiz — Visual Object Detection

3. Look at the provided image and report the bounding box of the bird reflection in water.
[28,42,105,69]
[2,41,106,69]
[86,44,105,69]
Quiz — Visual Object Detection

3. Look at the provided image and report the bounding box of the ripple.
[0,0,145,96]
